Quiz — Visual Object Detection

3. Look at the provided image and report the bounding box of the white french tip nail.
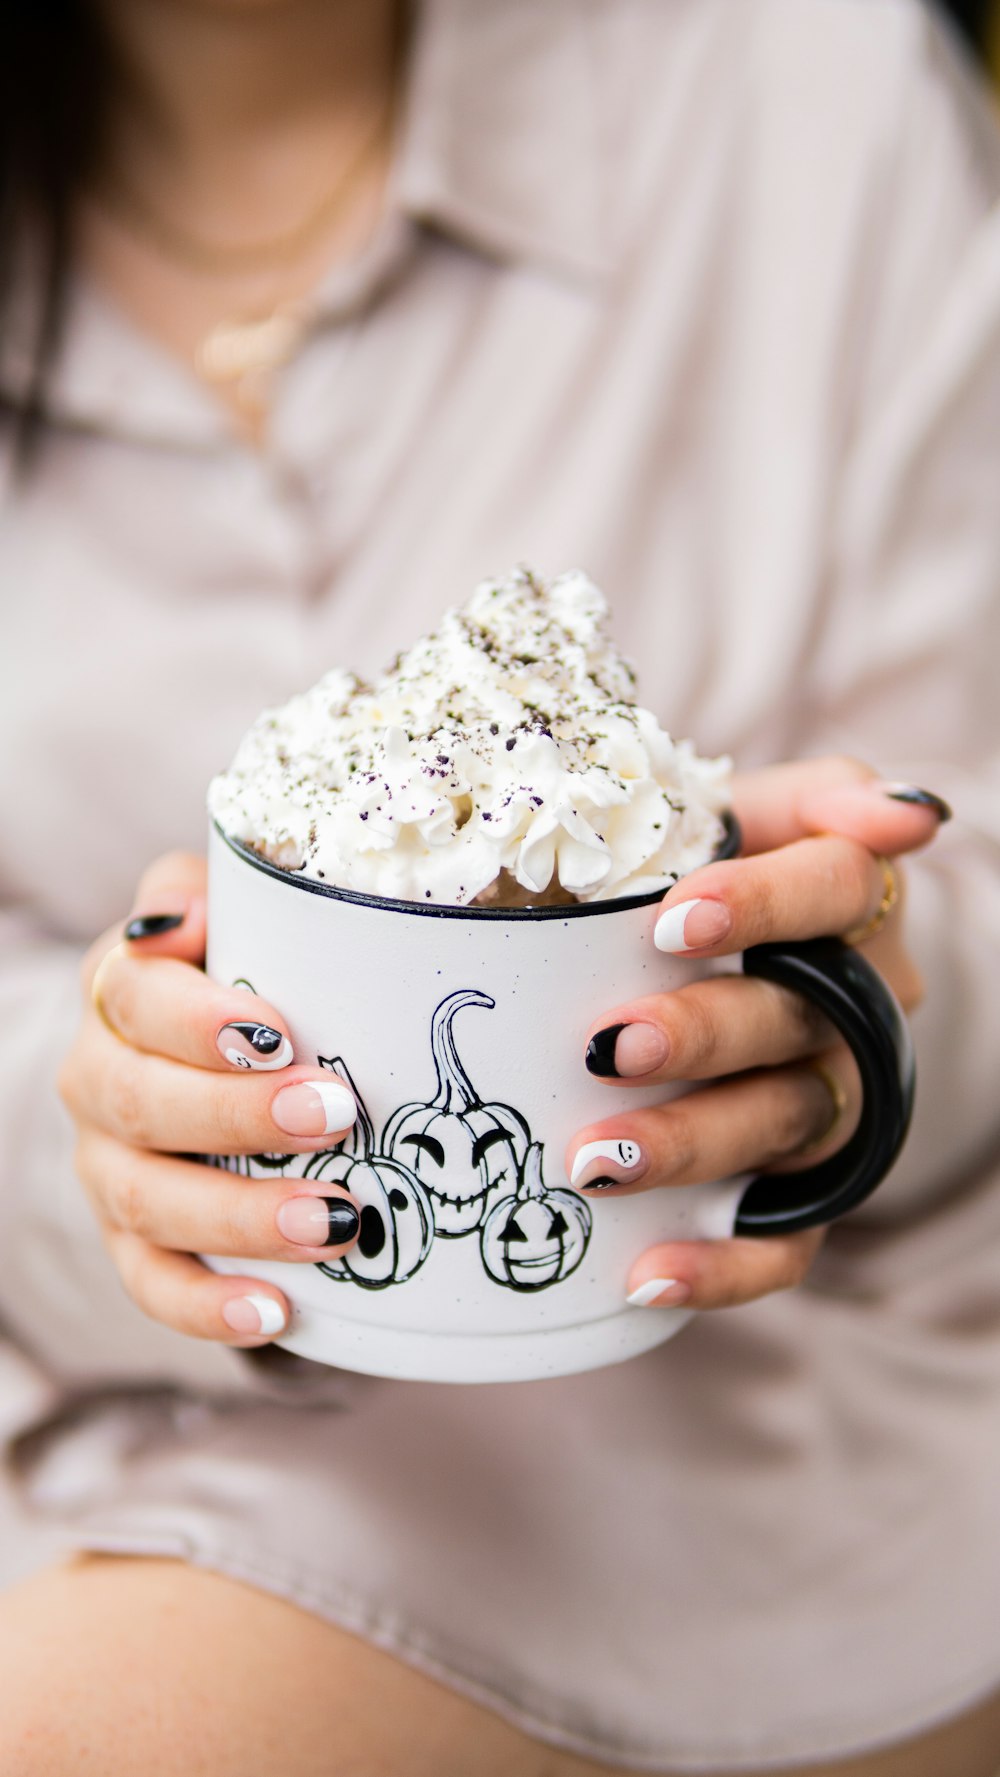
[570,1138,644,1185]
[626,1278,688,1308]
[653,900,700,954]
[244,1293,286,1336]
[315,1082,358,1135]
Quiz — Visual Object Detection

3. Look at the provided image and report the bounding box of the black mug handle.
[733,938,916,1237]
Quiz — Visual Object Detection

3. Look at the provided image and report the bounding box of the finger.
[89,946,296,1073]
[566,1051,860,1194]
[732,757,951,857]
[77,1128,362,1262]
[63,1022,358,1155]
[132,849,207,910]
[623,1226,825,1312]
[123,851,208,962]
[584,974,835,1084]
[650,834,894,957]
[104,1228,291,1346]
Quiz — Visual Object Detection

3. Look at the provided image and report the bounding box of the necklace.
[99,100,393,277]
[96,94,396,422]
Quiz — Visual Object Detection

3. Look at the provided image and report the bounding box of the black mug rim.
[212,810,742,922]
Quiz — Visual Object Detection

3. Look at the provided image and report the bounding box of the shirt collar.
[395,0,610,286]
[0,0,608,441]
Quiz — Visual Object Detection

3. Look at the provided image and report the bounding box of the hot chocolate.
[208,567,730,906]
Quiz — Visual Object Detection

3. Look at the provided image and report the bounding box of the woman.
[1,1,999,1772]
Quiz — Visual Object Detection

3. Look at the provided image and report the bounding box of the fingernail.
[585,1023,626,1077]
[222,1293,286,1336]
[626,1278,692,1308]
[883,784,953,823]
[124,912,185,941]
[217,1021,294,1072]
[586,1023,670,1079]
[570,1137,648,1190]
[614,1023,671,1078]
[277,1196,360,1248]
[654,898,731,953]
[272,1079,357,1137]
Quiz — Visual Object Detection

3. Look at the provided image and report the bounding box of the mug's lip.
[212,811,741,922]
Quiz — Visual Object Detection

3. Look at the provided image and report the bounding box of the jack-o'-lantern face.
[481,1143,592,1292]
[314,1154,434,1289]
[384,990,528,1237]
[492,1198,577,1285]
[306,1058,435,1290]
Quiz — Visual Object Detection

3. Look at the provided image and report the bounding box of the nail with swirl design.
[568,1137,648,1193]
[217,1021,294,1071]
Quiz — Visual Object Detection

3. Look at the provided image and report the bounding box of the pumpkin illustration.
[209,1149,308,1179]
[305,1057,435,1290]
[382,988,530,1238]
[480,1143,592,1291]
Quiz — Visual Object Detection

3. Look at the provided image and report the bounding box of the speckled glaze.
[204,822,744,1382]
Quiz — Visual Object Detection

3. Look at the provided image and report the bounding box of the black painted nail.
[885,786,953,823]
[124,913,185,941]
[585,1024,625,1078]
[578,1176,619,1193]
[320,1200,361,1245]
[278,1197,360,1248]
[240,1024,281,1053]
[217,1022,294,1070]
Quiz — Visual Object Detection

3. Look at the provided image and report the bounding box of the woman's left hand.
[566,757,948,1312]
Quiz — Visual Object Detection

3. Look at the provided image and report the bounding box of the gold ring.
[798,1061,848,1154]
[90,943,126,1038]
[843,855,898,946]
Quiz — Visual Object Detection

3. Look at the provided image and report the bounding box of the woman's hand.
[58,852,362,1348]
[59,761,947,1345]
[566,758,948,1313]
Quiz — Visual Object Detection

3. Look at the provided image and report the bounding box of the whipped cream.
[208,568,731,906]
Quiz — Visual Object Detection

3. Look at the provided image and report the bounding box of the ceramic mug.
[203,817,914,1383]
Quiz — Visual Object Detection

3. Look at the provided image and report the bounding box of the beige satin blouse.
[2,1,1000,1767]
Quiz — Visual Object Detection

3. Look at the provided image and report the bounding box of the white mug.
[204,819,913,1384]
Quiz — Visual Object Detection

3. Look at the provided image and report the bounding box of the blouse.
[1,1,999,1767]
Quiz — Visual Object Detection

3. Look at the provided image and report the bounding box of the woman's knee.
[0,1555,572,1777]
[0,1558,222,1775]
[0,1555,351,1776]
[2,1558,997,1777]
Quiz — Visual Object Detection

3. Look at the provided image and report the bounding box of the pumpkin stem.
[429,988,495,1111]
[319,1055,373,1158]
[519,1142,547,1200]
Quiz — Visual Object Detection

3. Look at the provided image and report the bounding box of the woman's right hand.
[58,852,362,1347]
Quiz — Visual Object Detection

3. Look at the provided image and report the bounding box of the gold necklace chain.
[97,97,394,278]
[91,20,405,434]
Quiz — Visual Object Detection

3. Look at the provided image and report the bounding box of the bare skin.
[0,1559,998,1777]
[82,0,402,433]
[58,759,932,1345]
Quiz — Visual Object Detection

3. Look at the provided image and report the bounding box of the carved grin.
[427,1187,491,1209]
[424,1182,492,1235]
[502,1252,561,1269]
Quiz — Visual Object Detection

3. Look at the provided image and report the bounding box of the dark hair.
[940,0,995,56]
[0,4,110,458]
[0,1,995,458]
